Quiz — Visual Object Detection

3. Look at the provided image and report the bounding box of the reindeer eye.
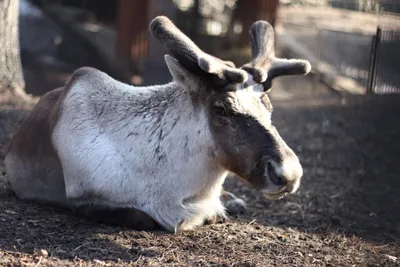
[212,101,227,117]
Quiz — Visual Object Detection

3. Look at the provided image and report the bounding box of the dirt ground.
[0,71,399,266]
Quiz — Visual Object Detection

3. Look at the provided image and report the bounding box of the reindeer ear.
[165,55,198,89]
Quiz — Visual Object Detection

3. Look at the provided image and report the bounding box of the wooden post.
[116,0,136,73]
[143,0,177,85]
[258,0,279,26]
[116,0,149,74]
[232,0,279,47]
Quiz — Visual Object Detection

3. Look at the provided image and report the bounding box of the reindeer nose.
[267,161,287,188]
[266,157,303,194]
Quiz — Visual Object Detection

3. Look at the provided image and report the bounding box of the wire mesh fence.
[279,23,374,94]
[320,29,372,90]
[279,23,319,66]
[277,3,400,95]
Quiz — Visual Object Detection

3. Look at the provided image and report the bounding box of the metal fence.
[321,29,372,91]
[371,28,400,94]
[280,22,400,94]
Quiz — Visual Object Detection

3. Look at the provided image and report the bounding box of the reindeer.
[5,16,311,232]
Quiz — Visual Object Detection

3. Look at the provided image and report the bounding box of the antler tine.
[150,16,247,85]
[242,21,275,83]
[241,21,311,91]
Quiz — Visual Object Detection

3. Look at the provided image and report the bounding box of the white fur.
[280,157,302,193]
[52,69,227,232]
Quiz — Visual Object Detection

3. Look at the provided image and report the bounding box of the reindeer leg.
[204,215,218,225]
[203,189,247,226]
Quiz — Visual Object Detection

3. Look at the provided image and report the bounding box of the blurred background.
[20,0,400,96]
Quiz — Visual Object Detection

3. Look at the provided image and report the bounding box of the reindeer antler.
[150,16,248,86]
[241,21,311,91]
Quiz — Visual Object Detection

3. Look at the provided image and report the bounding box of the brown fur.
[4,68,93,205]
[205,89,298,190]
[5,87,67,206]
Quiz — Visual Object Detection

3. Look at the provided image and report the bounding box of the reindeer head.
[150,17,311,200]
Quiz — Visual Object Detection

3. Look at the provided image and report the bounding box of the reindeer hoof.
[204,214,228,225]
[204,215,217,225]
[221,191,247,215]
